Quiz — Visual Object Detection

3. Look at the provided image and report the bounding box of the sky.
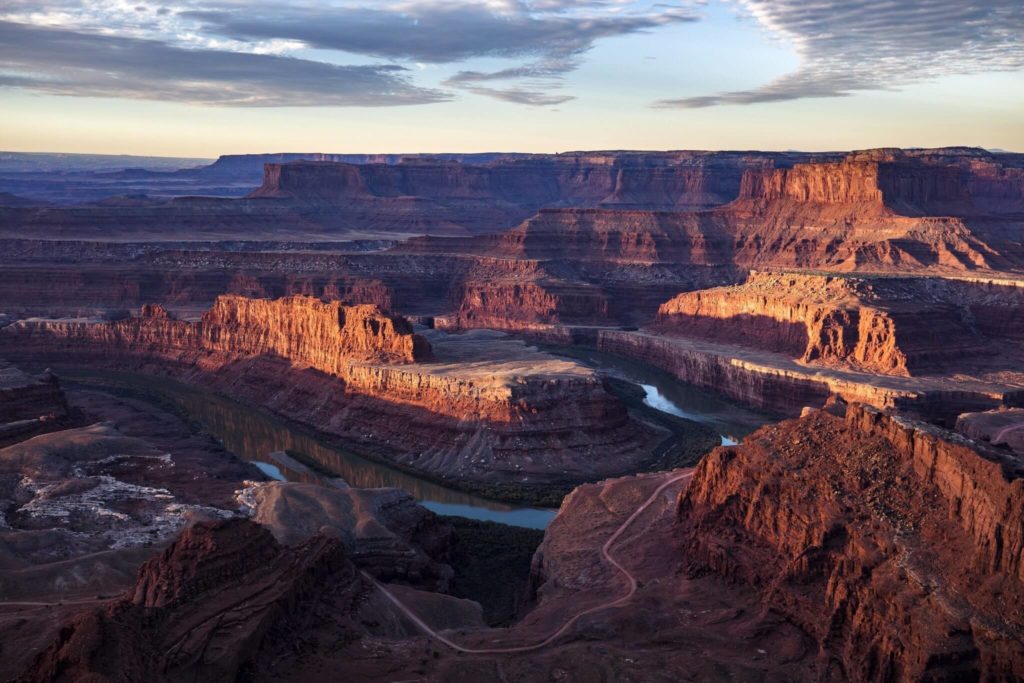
[1,1,1022,157]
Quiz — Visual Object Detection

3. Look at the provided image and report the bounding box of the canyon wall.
[0,298,658,487]
[678,405,1024,680]
[5,296,429,367]
[490,208,733,264]
[597,329,832,414]
[391,147,1024,278]
[0,363,69,424]
[724,150,1024,272]
[655,272,1024,376]
[737,158,969,213]
[2,148,1022,274]
[596,328,1013,423]
[249,152,797,210]
[196,296,430,364]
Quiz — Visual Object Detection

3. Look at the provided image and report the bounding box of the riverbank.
[56,368,562,510]
[55,365,725,510]
[542,343,773,441]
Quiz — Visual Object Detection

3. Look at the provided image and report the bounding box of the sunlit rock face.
[679,404,1024,682]
[0,296,657,486]
[655,272,1024,377]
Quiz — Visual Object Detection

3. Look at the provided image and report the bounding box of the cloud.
[181,1,697,105]
[656,0,1024,108]
[0,1,698,108]
[452,85,576,106]
[183,2,695,65]
[0,20,449,107]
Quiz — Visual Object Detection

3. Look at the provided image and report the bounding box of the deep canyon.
[1,147,1022,681]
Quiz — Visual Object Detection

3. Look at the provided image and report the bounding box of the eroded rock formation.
[0,297,659,488]
[0,362,68,424]
[678,404,1024,681]
[87,296,428,365]
[655,271,1024,376]
[19,519,370,683]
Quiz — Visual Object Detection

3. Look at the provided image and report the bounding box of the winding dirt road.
[992,421,1024,445]
[366,469,693,655]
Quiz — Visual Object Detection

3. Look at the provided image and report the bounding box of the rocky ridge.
[678,403,1024,681]
[18,519,370,683]
[655,271,1024,376]
[0,297,659,488]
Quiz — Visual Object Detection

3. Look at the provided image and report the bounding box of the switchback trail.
[366,469,694,655]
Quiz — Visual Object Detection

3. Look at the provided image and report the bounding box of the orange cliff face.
[0,296,658,486]
[655,272,1024,377]
[723,152,1021,272]
[736,157,969,211]
[394,148,1023,282]
[678,403,1024,681]
[198,295,431,366]
[2,296,429,368]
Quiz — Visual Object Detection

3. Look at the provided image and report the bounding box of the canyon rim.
[2,1,1024,681]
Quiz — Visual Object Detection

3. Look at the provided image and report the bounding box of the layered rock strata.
[3,147,1023,274]
[956,407,1024,456]
[0,297,657,486]
[656,271,1024,376]
[19,519,370,683]
[0,362,69,423]
[724,151,1023,272]
[596,328,1019,422]
[248,152,796,212]
[678,404,1024,680]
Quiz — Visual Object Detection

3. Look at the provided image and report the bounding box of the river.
[63,354,770,530]
[544,346,771,445]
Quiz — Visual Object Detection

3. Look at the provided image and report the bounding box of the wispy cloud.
[184,1,698,105]
[0,20,449,107]
[0,1,698,107]
[657,0,1024,108]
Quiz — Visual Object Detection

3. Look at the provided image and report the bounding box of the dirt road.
[367,469,694,654]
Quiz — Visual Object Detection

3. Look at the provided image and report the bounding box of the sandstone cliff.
[3,148,1021,275]
[0,299,658,487]
[4,295,429,367]
[737,158,969,214]
[596,327,1018,424]
[957,407,1024,456]
[655,272,1024,376]
[248,152,797,211]
[724,150,1023,272]
[678,404,1024,681]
